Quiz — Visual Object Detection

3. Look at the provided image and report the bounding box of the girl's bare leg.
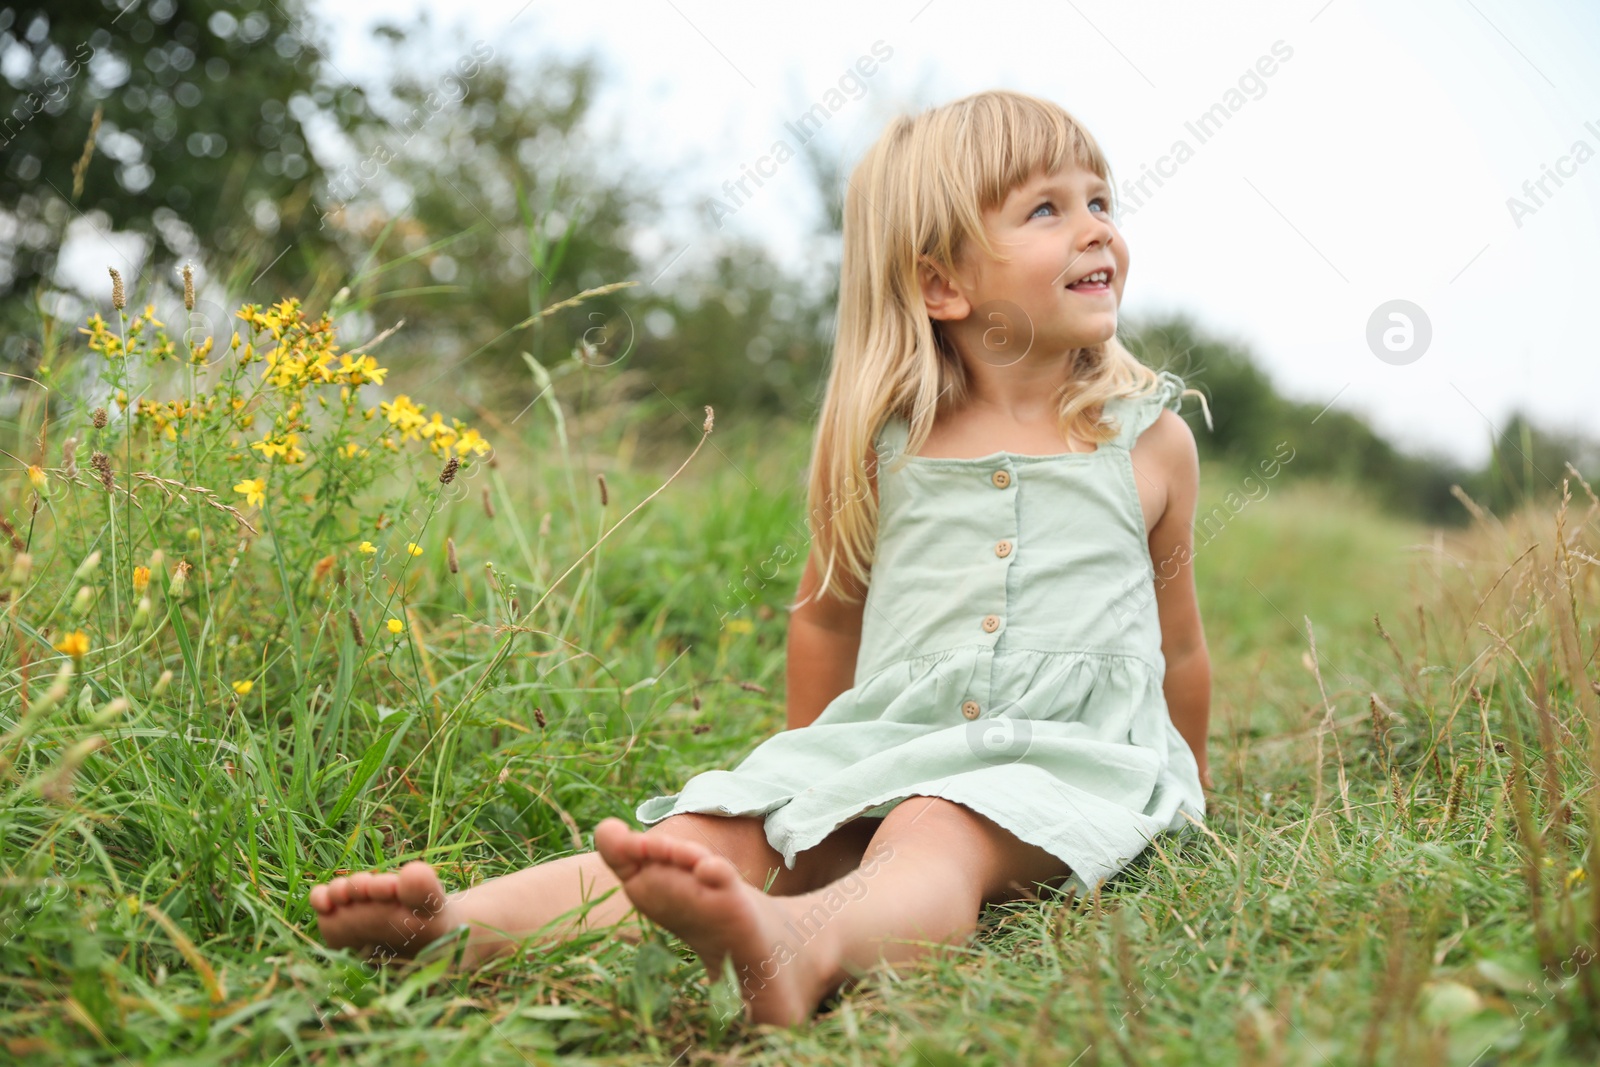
[308,811,880,968]
[590,796,1070,1028]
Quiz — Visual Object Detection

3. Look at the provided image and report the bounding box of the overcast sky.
[313,0,1600,468]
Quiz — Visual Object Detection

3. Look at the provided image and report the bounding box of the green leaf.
[326,717,406,824]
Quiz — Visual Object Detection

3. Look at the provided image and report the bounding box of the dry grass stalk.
[132,473,257,535]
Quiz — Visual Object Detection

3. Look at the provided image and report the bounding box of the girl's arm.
[785,549,867,730]
[1140,409,1214,790]
[785,457,875,730]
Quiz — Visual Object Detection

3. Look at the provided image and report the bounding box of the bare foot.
[593,816,842,1028]
[309,860,463,961]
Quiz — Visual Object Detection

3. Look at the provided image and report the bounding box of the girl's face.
[926,161,1127,361]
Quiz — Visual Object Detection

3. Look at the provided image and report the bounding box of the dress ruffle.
[636,646,1204,897]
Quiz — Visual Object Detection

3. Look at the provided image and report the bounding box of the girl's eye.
[1029,197,1113,219]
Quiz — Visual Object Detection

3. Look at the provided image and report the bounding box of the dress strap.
[1105,370,1199,450]
[874,414,911,464]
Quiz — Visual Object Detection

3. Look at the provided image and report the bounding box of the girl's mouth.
[1065,268,1113,295]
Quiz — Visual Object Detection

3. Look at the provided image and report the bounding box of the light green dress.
[636,370,1208,897]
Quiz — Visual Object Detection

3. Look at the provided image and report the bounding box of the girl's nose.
[1078,216,1116,252]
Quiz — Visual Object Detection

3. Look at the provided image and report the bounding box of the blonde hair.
[797,88,1203,609]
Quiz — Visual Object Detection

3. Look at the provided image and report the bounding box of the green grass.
[3,318,1599,1065]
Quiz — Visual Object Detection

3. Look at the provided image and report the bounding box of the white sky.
[311,0,1600,468]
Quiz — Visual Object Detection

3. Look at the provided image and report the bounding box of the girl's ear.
[918,256,970,322]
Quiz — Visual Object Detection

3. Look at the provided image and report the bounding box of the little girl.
[310,88,1214,1030]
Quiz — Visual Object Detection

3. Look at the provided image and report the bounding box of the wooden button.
[961,700,981,719]
[981,614,1001,633]
[995,540,1012,558]
[990,470,1011,489]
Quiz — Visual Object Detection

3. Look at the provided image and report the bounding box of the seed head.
[1389,767,1409,825]
[533,706,546,728]
[1444,762,1467,823]
[91,451,113,491]
[182,263,195,310]
[92,407,108,429]
[482,486,495,519]
[597,472,608,506]
[62,437,78,478]
[347,609,366,647]
[446,537,459,573]
[703,405,714,434]
[109,266,125,309]
[439,456,460,484]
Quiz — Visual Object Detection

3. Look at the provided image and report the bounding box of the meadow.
[0,269,1597,1067]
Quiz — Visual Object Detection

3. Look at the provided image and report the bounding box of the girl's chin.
[1058,317,1118,348]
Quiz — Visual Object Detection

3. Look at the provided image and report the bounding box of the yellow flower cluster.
[378,395,491,458]
[78,305,176,361]
[133,395,219,442]
[79,292,492,480]
[250,432,307,465]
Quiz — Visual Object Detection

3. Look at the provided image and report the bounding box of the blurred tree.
[1123,313,1489,524]
[0,0,368,364]
[321,18,832,440]
[1475,410,1600,517]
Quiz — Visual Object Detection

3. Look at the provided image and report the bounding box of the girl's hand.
[1198,764,1214,791]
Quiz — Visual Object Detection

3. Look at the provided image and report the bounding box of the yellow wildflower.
[386,618,404,634]
[380,395,428,440]
[234,478,266,508]
[358,541,376,554]
[454,428,491,457]
[249,433,306,464]
[232,679,254,695]
[132,565,150,594]
[27,465,47,491]
[54,630,90,658]
[405,542,423,557]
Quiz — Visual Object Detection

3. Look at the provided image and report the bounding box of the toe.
[328,876,352,906]
[396,861,447,914]
[595,818,644,879]
[367,874,400,902]
[653,833,711,871]
[693,853,738,889]
[348,872,373,902]
[309,884,331,913]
